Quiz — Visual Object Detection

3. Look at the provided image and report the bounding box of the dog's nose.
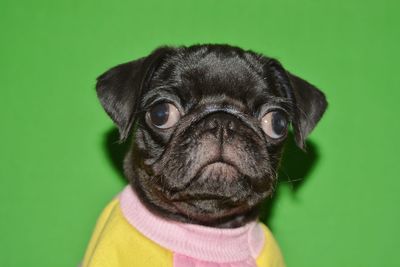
[203,112,238,138]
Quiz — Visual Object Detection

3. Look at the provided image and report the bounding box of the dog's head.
[96,44,327,227]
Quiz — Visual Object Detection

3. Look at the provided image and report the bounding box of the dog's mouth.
[152,161,260,220]
[164,161,243,200]
[197,161,241,181]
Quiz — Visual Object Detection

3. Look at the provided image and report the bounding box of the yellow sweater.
[82,188,285,267]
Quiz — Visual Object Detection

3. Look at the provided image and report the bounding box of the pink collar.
[119,185,265,265]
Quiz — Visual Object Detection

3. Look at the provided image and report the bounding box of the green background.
[1,0,399,266]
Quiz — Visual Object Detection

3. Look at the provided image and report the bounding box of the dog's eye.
[261,111,288,139]
[147,103,181,129]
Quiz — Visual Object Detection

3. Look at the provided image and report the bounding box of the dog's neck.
[202,208,260,228]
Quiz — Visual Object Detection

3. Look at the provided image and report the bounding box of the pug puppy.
[82,44,327,267]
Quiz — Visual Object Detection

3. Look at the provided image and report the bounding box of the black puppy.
[82,44,327,267]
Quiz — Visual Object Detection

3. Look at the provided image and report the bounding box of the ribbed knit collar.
[119,185,265,265]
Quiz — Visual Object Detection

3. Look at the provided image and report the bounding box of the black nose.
[202,112,239,138]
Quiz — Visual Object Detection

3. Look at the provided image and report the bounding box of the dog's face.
[96,44,327,227]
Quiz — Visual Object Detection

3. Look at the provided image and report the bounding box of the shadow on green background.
[1,0,399,266]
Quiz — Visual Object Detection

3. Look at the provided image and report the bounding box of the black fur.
[96,44,327,228]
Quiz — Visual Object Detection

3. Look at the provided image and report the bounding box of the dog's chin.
[162,190,271,227]
[170,200,255,225]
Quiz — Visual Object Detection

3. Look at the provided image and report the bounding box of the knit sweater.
[81,186,285,267]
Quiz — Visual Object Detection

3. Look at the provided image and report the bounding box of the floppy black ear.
[287,72,328,149]
[265,59,327,149]
[96,47,173,141]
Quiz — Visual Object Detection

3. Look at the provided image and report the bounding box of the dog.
[82,44,327,267]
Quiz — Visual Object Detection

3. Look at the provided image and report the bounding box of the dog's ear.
[96,47,173,141]
[287,72,327,149]
[266,59,328,149]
